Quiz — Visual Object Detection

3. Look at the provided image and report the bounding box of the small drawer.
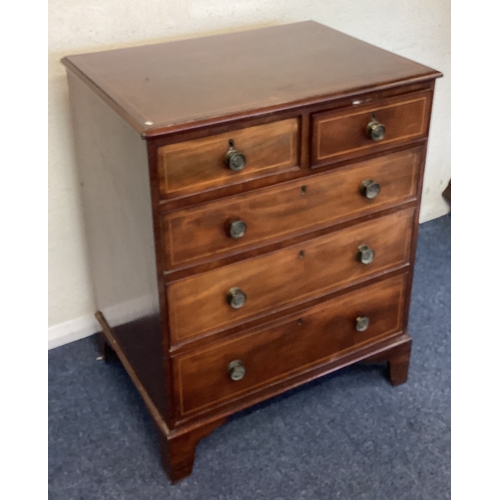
[167,208,414,343]
[175,273,407,417]
[311,91,431,167]
[162,147,422,268]
[157,118,300,198]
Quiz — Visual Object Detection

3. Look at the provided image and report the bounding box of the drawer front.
[168,208,414,343]
[163,148,421,267]
[157,118,299,197]
[311,91,431,167]
[175,274,407,417]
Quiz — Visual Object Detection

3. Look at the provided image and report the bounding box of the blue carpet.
[48,215,450,500]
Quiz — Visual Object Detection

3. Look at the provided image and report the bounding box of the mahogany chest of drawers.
[62,21,441,481]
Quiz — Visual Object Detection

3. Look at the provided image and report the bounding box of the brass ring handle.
[226,287,247,309]
[360,179,381,199]
[227,360,246,381]
[224,139,246,172]
[366,116,386,141]
[228,219,247,239]
[356,245,375,265]
[356,316,370,332]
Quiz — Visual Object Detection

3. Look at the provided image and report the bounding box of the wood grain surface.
[311,91,431,167]
[157,118,299,197]
[61,21,441,136]
[175,273,406,416]
[163,147,422,268]
[167,208,414,343]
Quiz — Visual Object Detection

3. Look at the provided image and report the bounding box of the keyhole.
[228,139,234,148]
[299,250,305,259]
[301,185,307,195]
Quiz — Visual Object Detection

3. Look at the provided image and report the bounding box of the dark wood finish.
[96,331,114,363]
[177,333,413,428]
[95,310,228,481]
[159,417,226,482]
[144,87,434,211]
[168,208,414,343]
[163,148,421,268]
[63,22,441,482]
[387,337,412,386]
[95,311,170,432]
[104,314,168,417]
[443,180,451,204]
[175,274,406,417]
[168,268,408,355]
[311,91,431,167]
[157,118,299,197]
[61,21,440,137]
[162,202,416,283]
[146,136,177,430]
[363,333,412,386]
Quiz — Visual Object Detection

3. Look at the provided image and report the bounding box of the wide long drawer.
[311,91,431,167]
[162,147,421,268]
[167,208,414,343]
[157,118,299,198]
[175,273,407,417]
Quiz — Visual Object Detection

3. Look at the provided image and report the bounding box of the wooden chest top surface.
[61,21,440,136]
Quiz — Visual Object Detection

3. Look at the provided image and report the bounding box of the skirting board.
[419,193,450,223]
[48,295,157,350]
[48,315,99,350]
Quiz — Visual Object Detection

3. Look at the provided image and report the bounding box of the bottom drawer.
[175,274,407,417]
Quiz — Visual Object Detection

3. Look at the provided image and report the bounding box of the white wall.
[48,0,450,347]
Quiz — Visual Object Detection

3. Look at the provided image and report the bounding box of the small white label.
[352,100,362,105]
[145,121,154,126]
